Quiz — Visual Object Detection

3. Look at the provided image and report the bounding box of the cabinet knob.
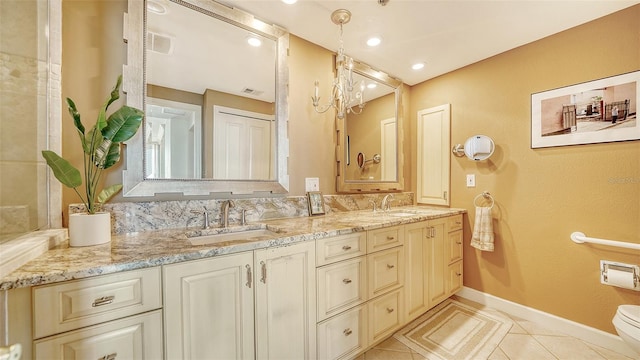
[386,236,395,241]
[342,245,352,251]
[92,295,115,307]
[456,241,462,245]
[386,307,395,313]
[386,264,395,269]
[343,278,352,284]
[343,328,353,336]
[456,272,462,277]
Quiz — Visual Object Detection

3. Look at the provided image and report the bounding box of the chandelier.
[311,9,365,119]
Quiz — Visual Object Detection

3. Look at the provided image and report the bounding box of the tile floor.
[357,296,635,360]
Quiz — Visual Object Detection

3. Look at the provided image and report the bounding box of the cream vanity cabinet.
[163,241,316,360]
[32,267,163,359]
[316,226,404,360]
[404,214,464,323]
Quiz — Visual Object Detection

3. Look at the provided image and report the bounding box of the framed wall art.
[531,70,639,148]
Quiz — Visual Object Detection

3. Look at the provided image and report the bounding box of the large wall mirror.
[336,59,404,192]
[122,0,289,196]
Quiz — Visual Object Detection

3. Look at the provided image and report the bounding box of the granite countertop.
[0,206,465,290]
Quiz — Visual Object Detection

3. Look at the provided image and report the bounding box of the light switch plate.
[305,177,320,192]
[466,174,476,188]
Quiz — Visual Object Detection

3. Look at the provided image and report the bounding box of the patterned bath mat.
[394,299,512,360]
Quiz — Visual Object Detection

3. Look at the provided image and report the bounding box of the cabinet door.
[317,305,367,360]
[255,241,316,360]
[163,252,255,360]
[447,261,464,295]
[367,246,403,299]
[447,229,463,264]
[317,256,367,321]
[404,221,429,322]
[34,310,163,360]
[427,218,448,306]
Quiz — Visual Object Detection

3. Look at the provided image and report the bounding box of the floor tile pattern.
[359,297,635,360]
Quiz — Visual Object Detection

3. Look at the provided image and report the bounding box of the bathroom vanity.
[1,207,464,359]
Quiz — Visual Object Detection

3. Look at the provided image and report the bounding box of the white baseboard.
[457,286,637,358]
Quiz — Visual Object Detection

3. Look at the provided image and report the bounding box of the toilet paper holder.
[600,260,640,291]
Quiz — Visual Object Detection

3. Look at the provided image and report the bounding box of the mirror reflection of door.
[380,118,396,181]
[345,85,396,181]
[213,106,274,180]
[145,98,202,179]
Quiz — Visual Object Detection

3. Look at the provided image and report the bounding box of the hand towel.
[471,206,494,252]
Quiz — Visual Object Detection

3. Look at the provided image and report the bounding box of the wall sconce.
[452,135,495,161]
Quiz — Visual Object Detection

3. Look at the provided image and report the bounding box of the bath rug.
[393,299,512,360]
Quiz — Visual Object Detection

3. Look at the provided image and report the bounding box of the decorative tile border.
[70,193,414,234]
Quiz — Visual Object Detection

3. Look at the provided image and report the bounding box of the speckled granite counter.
[0,206,465,290]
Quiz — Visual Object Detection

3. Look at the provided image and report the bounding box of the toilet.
[613,305,640,354]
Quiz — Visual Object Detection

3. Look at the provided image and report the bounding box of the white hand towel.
[471,206,494,252]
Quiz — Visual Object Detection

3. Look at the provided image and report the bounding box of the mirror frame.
[336,59,404,193]
[122,0,290,196]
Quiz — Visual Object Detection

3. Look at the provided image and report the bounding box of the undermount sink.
[187,228,279,246]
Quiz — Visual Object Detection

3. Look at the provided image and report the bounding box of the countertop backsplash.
[69,192,415,235]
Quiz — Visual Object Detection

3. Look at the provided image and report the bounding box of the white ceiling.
[219,0,639,86]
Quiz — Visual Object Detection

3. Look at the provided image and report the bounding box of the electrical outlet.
[305,177,320,192]
[466,174,476,188]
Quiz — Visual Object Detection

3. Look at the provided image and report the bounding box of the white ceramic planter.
[68,212,111,247]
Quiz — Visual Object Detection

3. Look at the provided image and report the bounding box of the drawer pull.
[386,264,395,269]
[343,328,353,336]
[386,307,395,313]
[456,272,462,277]
[343,278,352,284]
[386,236,395,241]
[92,295,115,307]
[342,245,352,251]
[456,241,462,245]
[98,353,117,360]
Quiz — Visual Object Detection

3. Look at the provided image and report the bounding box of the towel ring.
[474,191,494,209]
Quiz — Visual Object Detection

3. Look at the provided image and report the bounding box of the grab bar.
[571,232,640,250]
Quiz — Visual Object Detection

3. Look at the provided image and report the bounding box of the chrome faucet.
[221,200,235,228]
[190,206,210,229]
[381,194,394,212]
[369,199,378,213]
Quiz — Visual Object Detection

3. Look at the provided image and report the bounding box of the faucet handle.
[241,209,247,225]
[368,199,378,213]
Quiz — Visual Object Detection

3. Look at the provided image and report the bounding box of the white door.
[255,242,317,360]
[380,118,396,181]
[417,104,451,205]
[213,105,274,180]
[163,252,255,360]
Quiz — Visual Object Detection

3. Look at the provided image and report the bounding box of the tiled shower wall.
[70,192,415,235]
[0,1,50,242]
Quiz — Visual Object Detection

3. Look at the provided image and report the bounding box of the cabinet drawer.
[447,214,463,232]
[317,305,368,360]
[34,309,163,360]
[317,232,366,266]
[33,267,162,339]
[448,261,463,295]
[448,230,463,264]
[317,257,367,321]
[367,247,403,298]
[368,289,402,344]
[367,226,402,253]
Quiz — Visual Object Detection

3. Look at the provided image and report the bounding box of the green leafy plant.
[42,75,144,214]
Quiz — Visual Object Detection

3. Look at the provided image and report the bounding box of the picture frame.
[531,70,639,148]
[307,191,325,216]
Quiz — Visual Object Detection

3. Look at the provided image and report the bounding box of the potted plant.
[42,75,143,246]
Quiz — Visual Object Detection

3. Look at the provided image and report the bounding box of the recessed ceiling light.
[282,0,297,4]
[247,36,262,47]
[412,62,425,70]
[366,37,382,47]
[147,0,167,15]
[367,83,377,89]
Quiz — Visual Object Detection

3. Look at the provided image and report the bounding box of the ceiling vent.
[241,87,264,96]
[147,31,173,55]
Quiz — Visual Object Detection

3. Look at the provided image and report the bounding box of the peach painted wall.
[409,5,639,333]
